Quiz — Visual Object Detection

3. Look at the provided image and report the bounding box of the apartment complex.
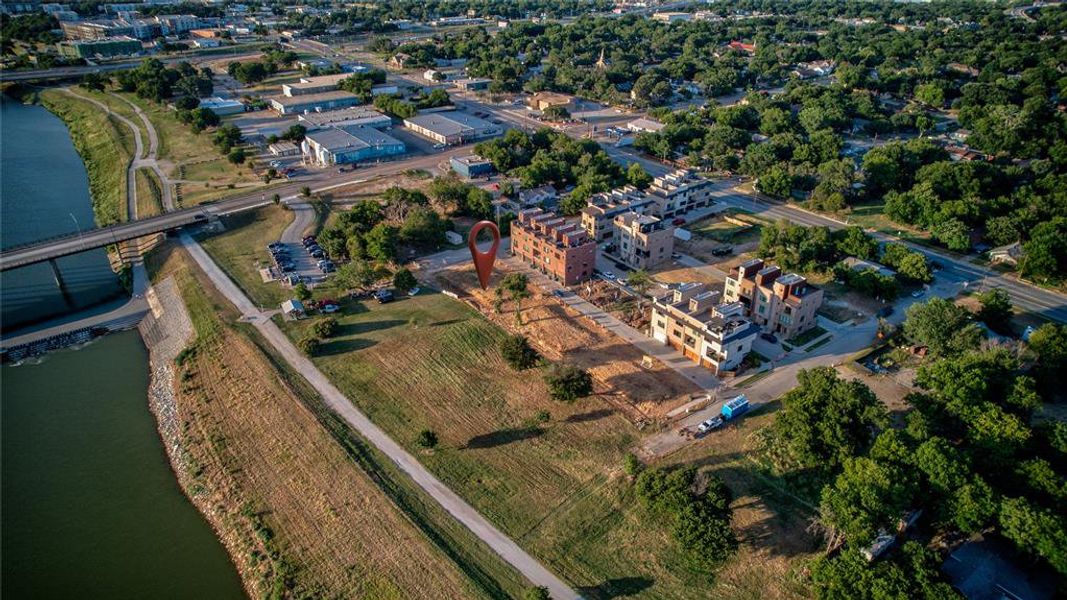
[647,169,715,218]
[511,208,596,285]
[612,212,674,270]
[580,186,654,241]
[650,283,760,375]
[723,259,824,338]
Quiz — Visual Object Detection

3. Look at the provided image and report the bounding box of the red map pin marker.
[468,220,501,290]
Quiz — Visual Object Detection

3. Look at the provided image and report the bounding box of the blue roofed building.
[302,125,406,166]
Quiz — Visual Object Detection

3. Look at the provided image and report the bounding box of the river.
[0,97,245,599]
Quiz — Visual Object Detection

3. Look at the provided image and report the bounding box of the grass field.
[151,245,530,599]
[691,211,764,245]
[197,205,292,308]
[135,168,163,218]
[277,291,726,598]
[40,89,133,225]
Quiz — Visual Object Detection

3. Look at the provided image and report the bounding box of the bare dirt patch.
[435,263,699,421]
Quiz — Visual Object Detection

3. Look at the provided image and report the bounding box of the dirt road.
[179,234,579,600]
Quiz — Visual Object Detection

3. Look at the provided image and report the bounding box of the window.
[758,305,765,315]
[656,319,665,329]
[684,335,696,347]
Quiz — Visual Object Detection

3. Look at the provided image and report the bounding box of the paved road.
[179,233,579,600]
[278,201,324,284]
[0,144,479,271]
[0,50,263,82]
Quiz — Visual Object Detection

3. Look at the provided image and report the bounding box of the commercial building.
[612,212,674,270]
[528,91,575,112]
[402,111,501,145]
[580,186,655,241]
[301,125,406,166]
[723,259,824,338]
[282,73,351,96]
[511,208,596,285]
[454,78,492,91]
[268,141,299,156]
[450,155,494,179]
[297,106,392,130]
[627,117,665,133]
[61,19,133,40]
[58,36,141,57]
[650,283,760,375]
[652,11,692,23]
[646,169,715,218]
[269,90,362,115]
[199,97,245,116]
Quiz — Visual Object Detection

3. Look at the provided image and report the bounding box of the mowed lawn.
[279,292,721,598]
[198,205,292,308]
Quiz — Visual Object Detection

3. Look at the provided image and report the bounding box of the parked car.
[671,252,681,259]
[268,241,284,250]
[306,245,322,254]
[279,262,295,272]
[311,249,326,259]
[285,274,302,285]
[697,416,725,434]
[375,289,394,303]
[602,271,616,280]
[319,261,335,273]
[671,217,686,226]
[711,246,733,257]
[911,289,925,298]
[321,303,340,313]
[302,237,317,247]
[760,332,778,344]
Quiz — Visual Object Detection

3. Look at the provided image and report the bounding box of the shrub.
[416,429,438,449]
[311,317,338,338]
[297,336,320,356]
[393,268,417,293]
[624,452,643,477]
[543,363,593,402]
[501,335,539,370]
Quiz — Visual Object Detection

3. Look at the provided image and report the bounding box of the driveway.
[279,201,323,285]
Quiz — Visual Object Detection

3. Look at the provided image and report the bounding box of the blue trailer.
[721,394,750,420]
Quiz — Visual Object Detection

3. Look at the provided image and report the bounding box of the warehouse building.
[269,90,361,115]
[282,73,350,96]
[450,155,494,178]
[297,106,392,130]
[454,78,492,91]
[301,125,406,166]
[403,111,501,145]
[199,97,245,116]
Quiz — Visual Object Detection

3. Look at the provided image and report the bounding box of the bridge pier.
[48,258,77,310]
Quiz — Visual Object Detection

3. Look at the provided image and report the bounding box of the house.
[988,242,1023,267]
[301,125,406,165]
[612,211,675,270]
[842,257,897,278]
[281,299,305,318]
[727,40,756,54]
[627,117,665,133]
[423,69,444,82]
[268,91,361,115]
[450,155,494,178]
[649,283,760,375]
[528,91,576,112]
[724,259,824,338]
[510,208,596,285]
[942,537,1056,600]
[517,185,557,207]
[389,53,413,68]
[402,112,501,145]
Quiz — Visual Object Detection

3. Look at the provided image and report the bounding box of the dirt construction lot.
[436,263,700,421]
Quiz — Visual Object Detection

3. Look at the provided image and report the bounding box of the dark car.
[279,262,296,272]
[375,289,394,303]
[877,306,894,318]
[302,237,317,247]
[711,246,733,257]
[760,332,778,344]
[671,217,686,226]
[311,249,326,259]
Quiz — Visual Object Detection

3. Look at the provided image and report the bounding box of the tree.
[1027,323,1067,396]
[501,335,539,370]
[819,453,918,545]
[626,269,652,295]
[542,104,570,121]
[416,429,439,449]
[1020,217,1067,283]
[999,496,1067,575]
[499,272,530,324]
[627,163,652,189]
[300,186,312,198]
[810,542,958,600]
[227,148,246,164]
[293,282,311,301]
[933,218,970,251]
[768,367,887,475]
[297,336,320,356]
[914,83,945,108]
[903,298,983,356]
[976,288,1012,333]
[757,165,793,199]
[392,268,417,293]
[543,363,593,402]
[335,260,377,291]
[835,226,877,260]
[311,317,338,338]
[364,223,399,262]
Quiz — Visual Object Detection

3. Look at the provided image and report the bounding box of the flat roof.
[451,154,491,165]
[403,111,497,137]
[297,72,350,85]
[297,106,390,127]
[306,125,403,153]
[269,90,359,107]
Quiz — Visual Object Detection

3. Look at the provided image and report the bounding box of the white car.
[697,416,724,434]
[320,304,340,313]
[911,289,925,298]
[603,271,616,280]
